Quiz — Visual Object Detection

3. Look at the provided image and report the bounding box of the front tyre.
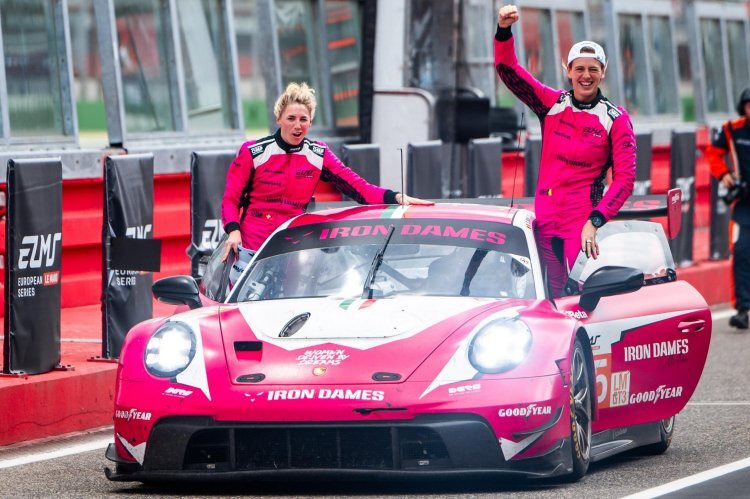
[568,336,592,481]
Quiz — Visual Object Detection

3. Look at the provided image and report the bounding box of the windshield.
[231,219,535,301]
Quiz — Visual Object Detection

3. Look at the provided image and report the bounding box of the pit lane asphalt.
[1,307,748,498]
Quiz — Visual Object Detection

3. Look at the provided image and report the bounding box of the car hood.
[217,296,503,385]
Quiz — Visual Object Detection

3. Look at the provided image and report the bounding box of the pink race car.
[105,192,710,482]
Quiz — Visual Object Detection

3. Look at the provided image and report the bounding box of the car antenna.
[399,147,405,203]
[510,111,526,208]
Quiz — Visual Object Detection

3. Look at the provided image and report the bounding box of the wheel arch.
[576,326,598,421]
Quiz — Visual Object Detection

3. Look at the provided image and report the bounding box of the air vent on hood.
[372,372,402,381]
[279,312,311,337]
[236,373,266,383]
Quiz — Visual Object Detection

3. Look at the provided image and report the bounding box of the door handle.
[677,319,705,333]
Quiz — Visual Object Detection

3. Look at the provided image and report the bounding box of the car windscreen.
[230,219,534,302]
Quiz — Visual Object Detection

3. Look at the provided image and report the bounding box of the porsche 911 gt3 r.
[105,195,710,482]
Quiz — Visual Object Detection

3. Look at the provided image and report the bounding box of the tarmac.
[0,231,734,448]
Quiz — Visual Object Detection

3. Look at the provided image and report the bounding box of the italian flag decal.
[380,205,408,219]
[339,298,377,311]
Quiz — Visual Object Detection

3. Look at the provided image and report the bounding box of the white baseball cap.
[567,41,607,67]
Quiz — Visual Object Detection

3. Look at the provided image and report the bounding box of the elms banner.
[188,150,233,278]
[102,154,161,359]
[4,158,63,374]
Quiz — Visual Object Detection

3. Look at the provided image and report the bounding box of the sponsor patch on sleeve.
[606,104,622,120]
[310,144,325,157]
[250,144,266,158]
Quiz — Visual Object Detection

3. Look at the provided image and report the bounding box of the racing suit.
[222,129,397,251]
[705,117,750,313]
[494,26,636,296]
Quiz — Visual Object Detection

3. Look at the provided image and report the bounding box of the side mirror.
[153,275,202,309]
[579,266,643,311]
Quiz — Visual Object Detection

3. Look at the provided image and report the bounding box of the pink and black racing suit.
[222,129,397,251]
[494,27,636,296]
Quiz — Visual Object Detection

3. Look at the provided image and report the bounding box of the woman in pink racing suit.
[496,5,636,296]
[221,82,431,273]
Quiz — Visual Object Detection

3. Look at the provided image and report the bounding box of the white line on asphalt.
[688,402,750,406]
[621,457,750,499]
[0,437,112,469]
[712,308,734,321]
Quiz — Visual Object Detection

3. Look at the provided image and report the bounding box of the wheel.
[640,416,675,455]
[568,336,592,481]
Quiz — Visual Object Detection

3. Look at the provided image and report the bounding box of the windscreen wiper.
[361,225,395,299]
[460,249,488,296]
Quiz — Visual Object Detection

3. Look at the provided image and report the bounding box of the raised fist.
[497,5,519,28]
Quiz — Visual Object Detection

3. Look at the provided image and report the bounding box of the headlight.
[468,319,532,374]
[144,321,196,377]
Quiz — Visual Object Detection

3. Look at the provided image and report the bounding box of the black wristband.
[224,222,241,234]
[384,190,399,204]
[495,25,512,42]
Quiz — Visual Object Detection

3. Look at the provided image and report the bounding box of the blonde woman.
[221,82,431,277]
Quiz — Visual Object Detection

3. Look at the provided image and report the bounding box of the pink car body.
[106,199,710,482]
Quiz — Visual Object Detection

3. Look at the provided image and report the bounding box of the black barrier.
[436,91,490,144]
[188,150,234,278]
[634,132,653,195]
[3,159,63,375]
[669,129,696,266]
[102,153,160,359]
[710,168,732,260]
[467,137,503,198]
[524,136,542,197]
[407,141,448,198]
[341,144,380,186]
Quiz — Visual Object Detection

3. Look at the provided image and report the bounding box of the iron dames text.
[320,224,506,245]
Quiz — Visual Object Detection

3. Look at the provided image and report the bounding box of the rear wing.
[485,188,682,239]
[308,188,683,239]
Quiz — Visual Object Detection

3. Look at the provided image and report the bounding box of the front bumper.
[106,413,573,482]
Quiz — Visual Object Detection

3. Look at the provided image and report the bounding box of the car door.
[556,221,711,431]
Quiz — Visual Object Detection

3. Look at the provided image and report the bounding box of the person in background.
[705,87,750,329]
[494,4,636,296]
[221,82,432,282]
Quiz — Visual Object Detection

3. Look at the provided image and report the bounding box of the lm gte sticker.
[595,354,684,408]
